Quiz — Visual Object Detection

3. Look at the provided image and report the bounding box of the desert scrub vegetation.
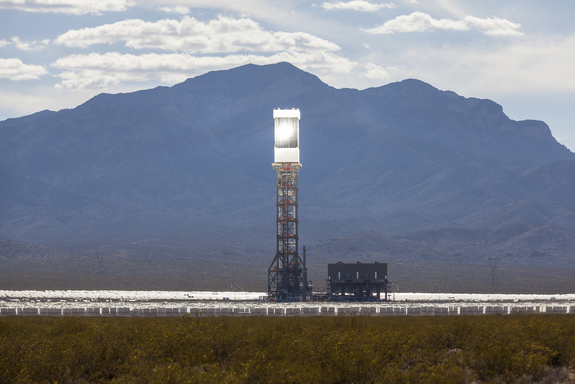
[1,314,574,383]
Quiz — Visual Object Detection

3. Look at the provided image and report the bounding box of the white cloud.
[387,34,575,95]
[54,15,341,53]
[320,1,397,12]
[0,58,48,80]
[364,11,522,36]
[364,11,467,33]
[0,39,9,48]
[0,0,135,14]
[362,63,390,80]
[157,5,190,14]
[51,51,357,89]
[463,16,523,36]
[11,36,50,50]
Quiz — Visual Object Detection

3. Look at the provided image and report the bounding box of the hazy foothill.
[1,62,575,292]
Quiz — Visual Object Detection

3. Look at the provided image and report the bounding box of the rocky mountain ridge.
[1,62,574,289]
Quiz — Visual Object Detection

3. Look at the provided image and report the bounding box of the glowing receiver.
[273,108,300,163]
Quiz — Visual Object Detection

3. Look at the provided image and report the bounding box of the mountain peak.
[1,63,574,249]
[175,62,328,93]
[391,78,439,92]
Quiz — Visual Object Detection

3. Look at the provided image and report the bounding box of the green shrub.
[0,314,574,383]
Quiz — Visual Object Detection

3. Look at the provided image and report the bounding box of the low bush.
[1,314,574,383]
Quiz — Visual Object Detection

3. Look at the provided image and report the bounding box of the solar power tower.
[268,108,309,301]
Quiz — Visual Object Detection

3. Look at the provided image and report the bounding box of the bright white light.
[273,109,300,162]
[275,123,296,141]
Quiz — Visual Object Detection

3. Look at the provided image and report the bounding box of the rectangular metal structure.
[273,108,300,163]
[328,262,388,281]
[327,262,389,300]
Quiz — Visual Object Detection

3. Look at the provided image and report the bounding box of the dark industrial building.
[327,262,389,301]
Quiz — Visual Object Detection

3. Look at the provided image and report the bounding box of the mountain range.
[1,62,574,291]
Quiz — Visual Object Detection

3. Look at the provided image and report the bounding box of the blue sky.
[1,0,574,150]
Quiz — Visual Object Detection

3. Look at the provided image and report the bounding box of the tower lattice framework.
[268,162,307,300]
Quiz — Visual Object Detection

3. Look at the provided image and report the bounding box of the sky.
[1,0,574,150]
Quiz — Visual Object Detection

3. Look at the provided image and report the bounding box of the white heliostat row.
[274,108,300,163]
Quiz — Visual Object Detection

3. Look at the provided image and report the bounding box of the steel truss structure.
[268,162,308,301]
